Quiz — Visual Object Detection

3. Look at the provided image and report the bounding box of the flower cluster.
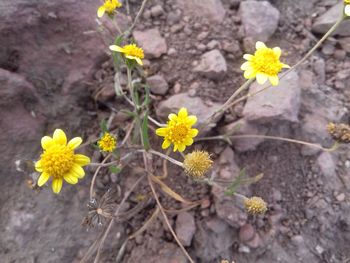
[241,41,289,86]
[156,108,198,152]
[183,150,213,179]
[98,132,117,152]
[35,129,90,194]
[97,0,122,18]
[244,196,268,215]
[327,122,350,143]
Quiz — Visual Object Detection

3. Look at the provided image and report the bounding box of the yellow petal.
[187,116,197,126]
[35,160,43,172]
[125,55,143,66]
[244,69,255,79]
[53,129,67,145]
[345,5,350,16]
[41,136,53,149]
[256,41,267,50]
[168,113,177,121]
[273,47,281,58]
[64,173,78,184]
[240,61,251,71]
[135,57,143,65]
[162,140,171,149]
[71,164,85,179]
[156,127,167,136]
[177,144,186,152]
[37,172,50,187]
[256,73,268,85]
[282,63,291,69]
[184,138,194,146]
[173,144,178,152]
[109,45,125,53]
[97,6,106,18]
[269,75,279,86]
[189,129,199,137]
[178,108,188,118]
[68,137,82,149]
[52,178,63,194]
[74,154,90,166]
[243,54,253,61]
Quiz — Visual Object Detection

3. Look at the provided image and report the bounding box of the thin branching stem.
[90,153,112,199]
[147,174,195,263]
[93,174,146,263]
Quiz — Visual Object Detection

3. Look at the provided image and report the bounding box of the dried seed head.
[183,150,213,179]
[244,196,267,215]
[327,122,350,143]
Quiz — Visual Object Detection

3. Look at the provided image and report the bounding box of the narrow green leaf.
[142,111,150,150]
[100,119,108,133]
[109,166,122,174]
[224,168,246,196]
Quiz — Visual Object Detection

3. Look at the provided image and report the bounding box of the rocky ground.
[1,0,350,262]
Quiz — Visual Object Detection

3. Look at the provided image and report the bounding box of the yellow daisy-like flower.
[97,0,122,18]
[35,129,90,194]
[244,196,268,215]
[98,132,117,152]
[156,108,198,152]
[241,41,290,86]
[183,151,213,179]
[109,44,144,65]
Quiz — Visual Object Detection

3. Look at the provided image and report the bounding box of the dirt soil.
[1,0,350,263]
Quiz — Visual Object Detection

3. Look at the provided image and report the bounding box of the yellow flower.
[98,132,117,152]
[183,151,213,179]
[241,41,290,86]
[97,0,122,18]
[244,196,267,215]
[156,108,198,152]
[345,0,350,4]
[109,44,144,65]
[35,129,90,194]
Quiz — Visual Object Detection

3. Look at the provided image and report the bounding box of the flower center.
[123,44,144,59]
[167,123,189,143]
[251,48,283,76]
[40,144,75,178]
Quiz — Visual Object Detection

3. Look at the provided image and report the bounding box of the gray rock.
[299,70,348,143]
[220,119,268,152]
[133,28,167,58]
[239,1,280,42]
[156,92,222,130]
[175,212,196,247]
[0,69,45,172]
[147,75,169,95]
[193,218,235,262]
[239,223,256,243]
[312,2,350,36]
[212,147,248,228]
[176,0,225,22]
[338,37,350,52]
[150,5,164,17]
[243,71,301,123]
[193,49,227,80]
[317,152,336,177]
